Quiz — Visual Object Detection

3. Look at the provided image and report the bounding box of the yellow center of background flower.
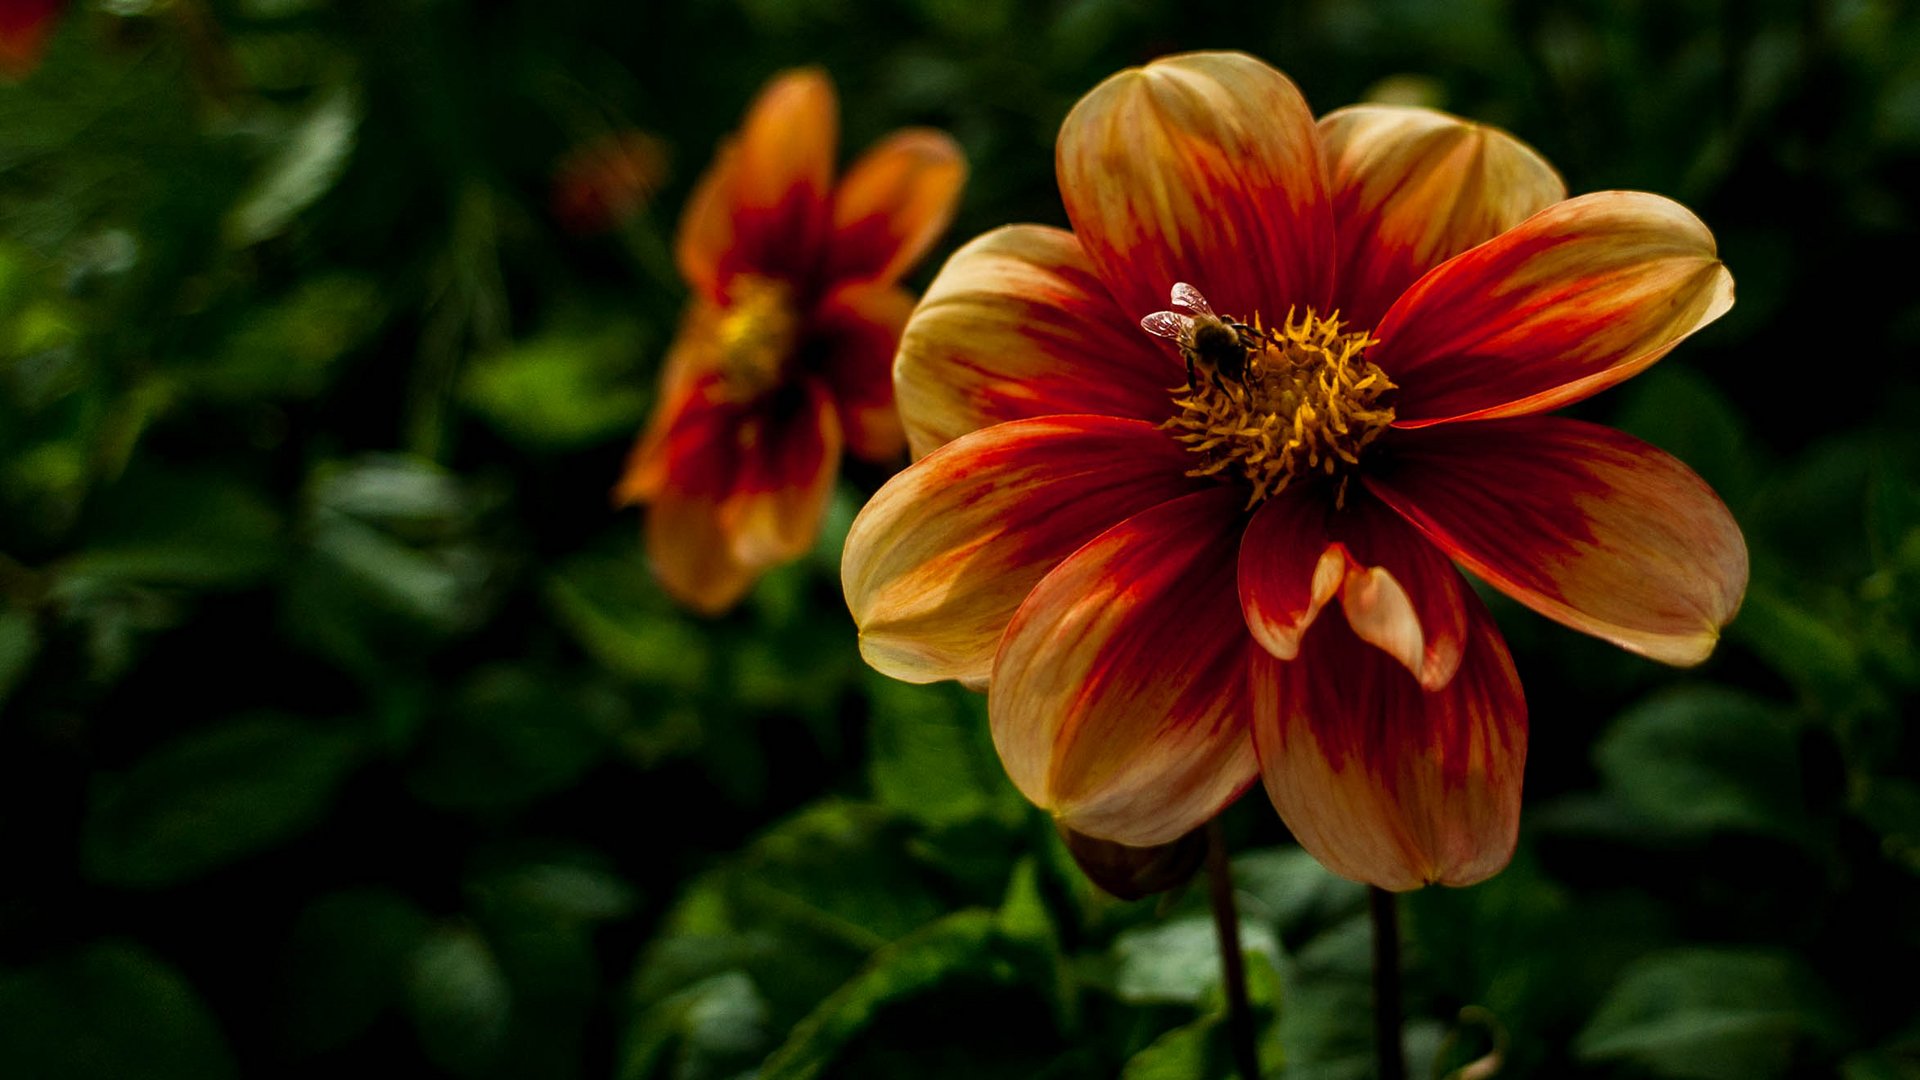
[1163,308,1395,508]
[714,275,799,401]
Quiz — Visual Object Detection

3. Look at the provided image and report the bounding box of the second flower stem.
[1206,818,1260,1080]
[1370,886,1407,1080]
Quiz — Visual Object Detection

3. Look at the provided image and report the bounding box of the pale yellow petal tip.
[854,630,957,686]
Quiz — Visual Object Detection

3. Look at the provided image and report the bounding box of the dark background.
[1,1,1918,1077]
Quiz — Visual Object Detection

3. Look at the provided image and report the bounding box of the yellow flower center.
[714,275,799,400]
[1155,300,1395,508]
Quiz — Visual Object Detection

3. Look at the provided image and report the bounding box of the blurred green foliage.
[2,0,1920,1077]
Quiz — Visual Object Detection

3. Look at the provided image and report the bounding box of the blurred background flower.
[614,67,964,613]
[550,129,670,237]
[0,0,65,80]
[1,3,1918,1079]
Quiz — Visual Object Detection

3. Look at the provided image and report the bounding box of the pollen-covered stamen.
[714,275,799,401]
[1143,283,1395,508]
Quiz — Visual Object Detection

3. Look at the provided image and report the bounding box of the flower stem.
[1205,818,1260,1080]
[1370,886,1407,1080]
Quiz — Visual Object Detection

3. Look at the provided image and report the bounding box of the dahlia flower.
[842,52,1745,890]
[617,68,966,613]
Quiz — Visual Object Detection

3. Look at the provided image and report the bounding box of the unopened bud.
[1059,823,1207,900]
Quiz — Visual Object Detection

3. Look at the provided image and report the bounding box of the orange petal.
[1372,191,1734,426]
[646,489,757,616]
[641,385,755,614]
[813,281,912,463]
[719,378,843,569]
[684,67,838,291]
[1238,492,1469,690]
[894,224,1178,459]
[1320,105,1564,330]
[676,140,739,303]
[1253,592,1526,891]
[991,488,1258,847]
[826,128,968,286]
[1056,50,1333,325]
[1365,417,1748,666]
[843,416,1207,686]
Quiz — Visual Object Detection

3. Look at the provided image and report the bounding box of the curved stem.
[1205,818,1260,1080]
[1370,886,1407,1080]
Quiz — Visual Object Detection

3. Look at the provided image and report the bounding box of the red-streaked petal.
[1372,191,1734,426]
[827,128,968,286]
[641,387,755,614]
[725,67,838,286]
[844,416,1209,686]
[991,487,1257,847]
[1237,490,1341,661]
[719,379,843,568]
[1056,51,1333,326]
[614,366,736,507]
[1320,105,1565,330]
[813,281,913,463]
[1331,499,1472,692]
[1238,491,1469,691]
[893,224,1178,459]
[1366,417,1748,666]
[1252,594,1526,891]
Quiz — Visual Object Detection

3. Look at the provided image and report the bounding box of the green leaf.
[1575,948,1835,1079]
[1851,775,1920,875]
[1612,365,1758,508]
[59,466,284,589]
[82,715,358,887]
[1230,847,1367,938]
[406,667,624,812]
[226,85,360,245]
[1122,956,1286,1080]
[627,800,957,1055]
[459,322,652,449]
[1111,912,1281,1007]
[864,673,1018,828]
[1592,685,1810,843]
[280,889,433,1052]
[283,456,502,674]
[545,550,714,693]
[0,940,238,1080]
[406,926,513,1079]
[0,604,38,706]
[1728,584,1876,715]
[185,274,385,401]
[758,910,1052,1080]
[618,970,774,1080]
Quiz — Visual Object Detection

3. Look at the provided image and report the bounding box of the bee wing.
[1140,311,1193,340]
[1169,282,1214,317]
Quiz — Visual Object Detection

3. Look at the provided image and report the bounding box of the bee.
[1140,283,1258,395]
